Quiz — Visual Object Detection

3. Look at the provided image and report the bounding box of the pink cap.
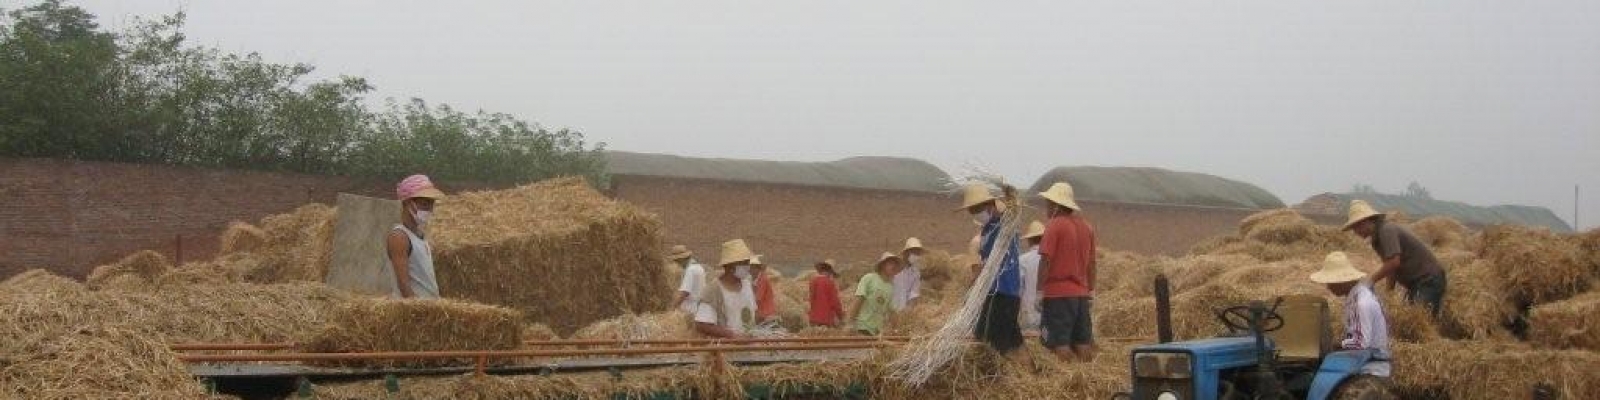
[396,174,446,200]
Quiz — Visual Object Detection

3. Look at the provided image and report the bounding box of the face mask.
[413,209,432,228]
[972,210,993,225]
[907,254,923,266]
[735,265,751,280]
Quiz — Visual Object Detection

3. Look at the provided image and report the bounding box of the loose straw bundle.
[887,177,1025,387]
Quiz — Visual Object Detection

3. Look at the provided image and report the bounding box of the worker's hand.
[1033,294,1044,313]
[1340,338,1358,349]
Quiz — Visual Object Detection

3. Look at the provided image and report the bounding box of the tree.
[1404,181,1432,199]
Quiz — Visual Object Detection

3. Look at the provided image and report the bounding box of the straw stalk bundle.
[571,311,697,341]
[0,326,209,399]
[1393,340,1600,400]
[1527,291,1600,351]
[217,221,268,255]
[1438,260,1518,340]
[1477,225,1591,305]
[248,203,337,283]
[301,297,523,367]
[1405,216,1470,250]
[84,250,170,290]
[429,178,672,336]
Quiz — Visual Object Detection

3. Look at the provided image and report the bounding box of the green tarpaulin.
[1029,166,1285,209]
[605,151,950,192]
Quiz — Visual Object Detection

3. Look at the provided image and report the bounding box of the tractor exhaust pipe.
[1154,273,1173,343]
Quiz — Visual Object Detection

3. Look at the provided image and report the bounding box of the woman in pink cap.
[387,174,446,299]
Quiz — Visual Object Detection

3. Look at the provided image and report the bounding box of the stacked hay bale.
[301,298,523,367]
[1190,209,1364,262]
[0,327,210,399]
[246,204,337,283]
[570,311,697,340]
[1527,291,1600,351]
[1477,225,1592,306]
[1406,216,1471,250]
[84,250,171,290]
[1394,340,1600,400]
[217,221,268,255]
[429,178,672,336]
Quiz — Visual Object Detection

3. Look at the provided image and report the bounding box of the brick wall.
[0,158,395,279]
[607,175,1283,269]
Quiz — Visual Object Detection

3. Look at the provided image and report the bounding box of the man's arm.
[386,231,414,298]
[1370,255,1402,287]
[673,292,690,309]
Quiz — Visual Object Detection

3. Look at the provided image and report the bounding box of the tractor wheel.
[1330,375,1397,400]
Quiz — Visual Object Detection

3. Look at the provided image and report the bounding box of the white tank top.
[394,225,440,299]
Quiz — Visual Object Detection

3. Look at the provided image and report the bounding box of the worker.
[386,174,445,299]
[892,238,926,311]
[669,245,706,314]
[1035,182,1098,362]
[808,259,845,327]
[960,183,1025,356]
[1343,200,1448,316]
[1018,221,1046,332]
[751,255,779,324]
[694,239,759,339]
[1311,251,1392,377]
[850,252,899,336]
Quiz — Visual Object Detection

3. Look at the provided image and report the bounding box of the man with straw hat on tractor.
[851,252,901,336]
[694,239,760,339]
[387,174,446,299]
[669,245,707,314]
[1312,251,1393,377]
[892,238,926,312]
[1343,199,1448,316]
[960,183,1027,356]
[1035,182,1099,362]
[1018,221,1047,332]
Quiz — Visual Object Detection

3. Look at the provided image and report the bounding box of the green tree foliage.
[0,1,604,184]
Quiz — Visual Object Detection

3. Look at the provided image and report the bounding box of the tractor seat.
[1267,294,1332,364]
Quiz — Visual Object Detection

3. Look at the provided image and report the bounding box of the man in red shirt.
[808,260,845,327]
[1035,182,1098,362]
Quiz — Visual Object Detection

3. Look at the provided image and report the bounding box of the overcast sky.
[64,1,1600,230]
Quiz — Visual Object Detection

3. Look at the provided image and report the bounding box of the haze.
[64,0,1600,229]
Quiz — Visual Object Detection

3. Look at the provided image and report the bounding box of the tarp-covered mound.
[1307,192,1572,232]
[430,177,674,335]
[605,151,951,192]
[1029,166,1285,209]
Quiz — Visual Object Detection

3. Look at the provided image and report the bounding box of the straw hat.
[719,239,755,267]
[750,255,764,266]
[396,174,446,201]
[1310,252,1368,284]
[903,237,925,253]
[1024,221,1046,239]
[956,184,997,211]
[667,245,694,261]
[875,252,902,269]
[817,259,838,274]
[1038,182,1081,211]
[1342,200,1383,231]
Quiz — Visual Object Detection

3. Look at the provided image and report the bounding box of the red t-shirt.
[1038,214,1097,298]
[808,274,844,325]
[754,273,777,319]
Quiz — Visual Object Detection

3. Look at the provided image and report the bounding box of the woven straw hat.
[667,245,693,261]
[875,252,902,269]
[1038,182,1081,211]
[903,237,925,253]
[1024,221,1046,239]
[719,239,755,267]
[1310,252,1368,284]
[750,255,764,266]
[956,184,997,211]
[1342,200,1383,231]
[396,174,446,201]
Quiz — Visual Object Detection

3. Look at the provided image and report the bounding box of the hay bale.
[302,297,522,367]
[1439,260,1518,340]
[1095,251,1159,298]
[85,250,171,290]
[0,269,84,294]
[1528,291,1600,351]
[1577,228,1600,271]
[1394,340,1600,400]
[429,178,673,336]
[521,323,560,341]
[0,326,208,399]
[1477,225,1591,305]
[217,221,268,255]
[251,204,336,283]
[570,311,696,340]
[1407,216,1470,250]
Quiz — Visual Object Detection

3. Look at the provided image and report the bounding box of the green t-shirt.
[854,272,893,335]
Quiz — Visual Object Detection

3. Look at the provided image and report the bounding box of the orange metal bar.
[170,336,915,352]
[170,343,300,351]
[177,342,895,363]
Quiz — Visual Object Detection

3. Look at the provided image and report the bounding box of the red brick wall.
[0,158,395,279]
[607,175,1283,268]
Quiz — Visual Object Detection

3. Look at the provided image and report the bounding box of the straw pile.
[521,323,561,341]
[245,203,337,283]
[84,250,171,290]
[1394,340,1600,400]
[217,221,268,255]
[0,326,209,399]
[301,297,523,367]
[1439,260,1518,340]
[570,311,697,341]
[428,178,673,335]
[1406,216,1470,250]
[1527,291,1600,351]
[1191,209,1364,262]
[0,268,85,293]
[1477,224,1592,305]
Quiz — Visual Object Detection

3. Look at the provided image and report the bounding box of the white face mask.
[413,209,432,228]
[735,265,751,280]
[972,210,993,225]
[907,254,923,266]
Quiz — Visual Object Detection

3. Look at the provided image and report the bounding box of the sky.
[55,0,1600,230]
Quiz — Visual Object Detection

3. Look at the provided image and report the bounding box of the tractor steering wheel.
[1216,304,1285,334]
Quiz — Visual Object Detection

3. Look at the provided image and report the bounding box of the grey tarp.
[605,151,951,192]
[1029,166,1285,209]
[1330,193,1571,232]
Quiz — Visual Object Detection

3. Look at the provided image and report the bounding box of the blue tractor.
[1112,277,1395,400]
